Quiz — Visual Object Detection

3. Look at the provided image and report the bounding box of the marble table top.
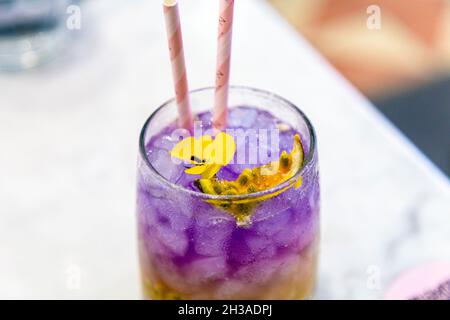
[0,0,449,299]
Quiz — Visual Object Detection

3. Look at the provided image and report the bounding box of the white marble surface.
[0,0,449,299]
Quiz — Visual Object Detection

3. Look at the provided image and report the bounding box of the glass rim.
[139,86,317,201]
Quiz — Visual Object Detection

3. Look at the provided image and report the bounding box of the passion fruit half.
[195,134,305,225]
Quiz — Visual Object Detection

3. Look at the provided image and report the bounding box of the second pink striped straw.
[213,0,235,130]
[163,0,193,130]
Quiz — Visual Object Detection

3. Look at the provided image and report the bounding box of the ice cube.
[235,257,285,284]
[152,223,189,256]
[140,198,190,256]
[153,135,178,151]
[252,110,277,130]
[136,189,160,231]
[138,171,170,199]
[138,188,194,229]
[148,147,183,182]
[273,224,301,249]
[228,229,258,266]
[253,205,292,236]
[184,256,228,285]
[228,107,257,128]
[197,112,213,126]
[194,208,235,257]
[245,234,277,259]
[274,207,318,251]
[289,217,317,251]
[157,203,191,231]
[153,257,190,293]
[215,280,246,299]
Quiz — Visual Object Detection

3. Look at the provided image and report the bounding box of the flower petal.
[210,132,236,165]
[185,165,207,175]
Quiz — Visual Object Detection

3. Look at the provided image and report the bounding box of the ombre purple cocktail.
[137,87,320,299]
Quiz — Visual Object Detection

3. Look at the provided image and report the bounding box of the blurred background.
[268,0,450,176]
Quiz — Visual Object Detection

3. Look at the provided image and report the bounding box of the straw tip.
[163,0,178,7]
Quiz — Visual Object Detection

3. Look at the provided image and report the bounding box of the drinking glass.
[136,87,320,300]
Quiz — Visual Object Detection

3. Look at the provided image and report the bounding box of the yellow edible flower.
[170,132,236,179]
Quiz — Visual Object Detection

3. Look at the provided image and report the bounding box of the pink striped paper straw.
[163,0,193,130]
[213,0,235,130]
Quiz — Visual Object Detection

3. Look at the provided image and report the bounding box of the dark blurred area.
[269,0,450,176]
[375,77,450,175]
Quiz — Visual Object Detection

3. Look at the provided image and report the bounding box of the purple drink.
[137,87,320,299]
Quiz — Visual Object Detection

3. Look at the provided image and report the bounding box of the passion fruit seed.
[213,183,223,194]
[247,184,257,193]
[223,189,237,196]
[238,172,250,186]
[220,203,231,209]
[236,203,251,214]
[280,151,291,171]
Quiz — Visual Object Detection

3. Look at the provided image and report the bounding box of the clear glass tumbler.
[136,87,320,299]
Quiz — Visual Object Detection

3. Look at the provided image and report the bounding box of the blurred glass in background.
[0,0,76,71]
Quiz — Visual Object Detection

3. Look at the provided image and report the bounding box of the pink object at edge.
[385,261,450,300]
